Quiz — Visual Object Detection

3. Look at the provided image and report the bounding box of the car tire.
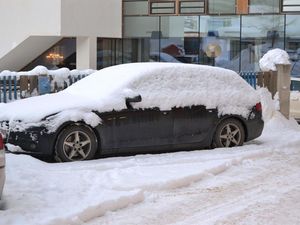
[213,118,245,148]
[55,124,98,162]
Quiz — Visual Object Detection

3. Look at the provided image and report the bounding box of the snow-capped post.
[259,49,291,119]
[276,63,291,119]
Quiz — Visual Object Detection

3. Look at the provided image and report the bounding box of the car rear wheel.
[213,118,245,148]
[55,124,98,162]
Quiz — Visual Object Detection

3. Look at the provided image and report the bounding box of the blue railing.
[0,74,87,103]
[240,71,257,89]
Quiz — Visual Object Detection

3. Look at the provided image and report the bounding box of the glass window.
[124,0,148,16]
[179,1,205,14]
[241,15,284,72]
[160,16,200,63]
[123,16,160,62]
[199,16,240,71]
[97,39,123,70]
[150,1,176,14]
[249,0,280,13]
[22,38,76,71]
[282,0,300,13]
[208,0,236,14]
[286,15,300,76]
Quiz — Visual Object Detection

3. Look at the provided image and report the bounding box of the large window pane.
[97,39,123,70]
[241,15,284,72]
[286,15,300,76]
[208,0,236,14]
[160,16,199,63]
[249,0,280,13]
[123,16,160,62]
[199,16,240,71]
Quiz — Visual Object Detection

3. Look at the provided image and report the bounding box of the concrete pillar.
[276,64,291,119]
[76,36,97,70]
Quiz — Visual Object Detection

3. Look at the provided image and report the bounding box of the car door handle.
[119,116,127,120]
[163,112,168,115]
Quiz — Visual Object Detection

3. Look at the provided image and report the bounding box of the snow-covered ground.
[0,110,299,225]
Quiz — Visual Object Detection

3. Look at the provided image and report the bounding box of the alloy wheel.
[63,130,92,161]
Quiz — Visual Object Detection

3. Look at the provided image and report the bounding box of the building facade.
[1,0,300,75]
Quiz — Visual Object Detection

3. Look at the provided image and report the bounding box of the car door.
[98,107,174,153]
[172,105,218,147]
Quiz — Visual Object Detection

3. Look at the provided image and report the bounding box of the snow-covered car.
[0,63,264,162]
[0,133,5,203]
[290,77,300,123]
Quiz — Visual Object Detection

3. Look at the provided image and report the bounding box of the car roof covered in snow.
[0,63,259,126]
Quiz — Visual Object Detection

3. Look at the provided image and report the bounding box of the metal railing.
[0,74,87,103]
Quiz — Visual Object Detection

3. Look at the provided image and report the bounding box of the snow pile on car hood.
[259,49,290,72]
[0,63,259,131]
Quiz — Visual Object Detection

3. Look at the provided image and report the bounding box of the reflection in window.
[199,16,240,71]
[97,39,124,70]
[286,15,300,76]
[249,0,280,13]
[160,16,198,64]
[241,15,284,72]
[208,0,236,14]
[123,16,160,63]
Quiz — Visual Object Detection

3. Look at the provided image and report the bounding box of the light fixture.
[46,53,64,60]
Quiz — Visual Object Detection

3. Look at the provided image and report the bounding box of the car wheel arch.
[52,121,102,159]
[212,115,248,147]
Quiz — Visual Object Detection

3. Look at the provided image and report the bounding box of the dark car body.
[6,105,263,158]
[2,63,264,162]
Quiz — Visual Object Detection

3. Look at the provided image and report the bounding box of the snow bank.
[0,65,96,77]
[257,88,277,123]
[259,49,290,72]
[0,144,272,225]
[0,63,259,132]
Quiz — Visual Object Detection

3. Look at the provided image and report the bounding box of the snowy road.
[88,143,300,225]
[1,113,300,225]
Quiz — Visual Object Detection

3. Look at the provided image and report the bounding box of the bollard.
[276,64,291,119]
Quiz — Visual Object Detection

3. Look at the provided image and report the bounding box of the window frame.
[281,0,300,13]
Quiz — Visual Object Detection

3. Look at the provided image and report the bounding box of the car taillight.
[0,134,4,150]
[255,102,262,112]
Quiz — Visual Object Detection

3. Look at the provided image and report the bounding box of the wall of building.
[0,0,122,71]
[0,0,61,59]
[61,0,122,38]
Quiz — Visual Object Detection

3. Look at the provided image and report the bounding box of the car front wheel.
[213,118,245,148]
[55,124,98,162]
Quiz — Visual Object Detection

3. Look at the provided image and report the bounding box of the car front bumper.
[6,127,57,157]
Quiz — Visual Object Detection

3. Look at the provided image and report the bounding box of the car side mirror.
[126,95,142,109]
